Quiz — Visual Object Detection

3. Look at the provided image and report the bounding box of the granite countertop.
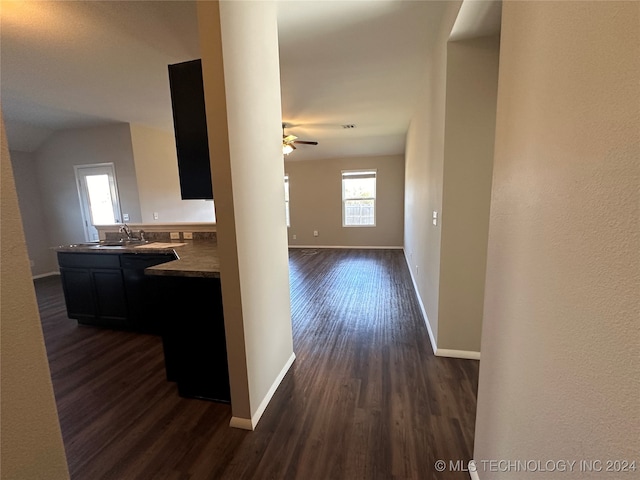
[55,240,220,278]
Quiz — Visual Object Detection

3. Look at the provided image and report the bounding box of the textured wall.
[35,123,142,249]
[474,2,640,478]
[129,124,215,223]
[9,150,56,275]
[1,113,70,478]
[403,0,464,346]
[438,36,500,354]
[285,155,404,247]
[198,0,294,427]
[403,41,448,342]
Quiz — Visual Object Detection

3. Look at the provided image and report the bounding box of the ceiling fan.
[282,123,318,155]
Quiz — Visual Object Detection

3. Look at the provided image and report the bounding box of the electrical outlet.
[293,234,297,240]
[29,259,35,267]
[153,212,159,220]
[313,230,319,237]
[170,232,180,240]
[183,232,193,240]
[123,213,130,221]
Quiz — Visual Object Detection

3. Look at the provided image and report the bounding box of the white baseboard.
[288,245,403,250]
[229,416,253,430]
[436,349,481,360]
[469,462,481,480]
[32,271,60,280]
[403,251,481,360]
[403,250,438,355]
[229,352,296,431]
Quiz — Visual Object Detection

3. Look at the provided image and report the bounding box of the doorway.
[74,163,123,242]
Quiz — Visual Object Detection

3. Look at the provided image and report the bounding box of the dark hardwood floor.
[35,248,478,479]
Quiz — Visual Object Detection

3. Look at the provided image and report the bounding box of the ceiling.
[1,1,499,161]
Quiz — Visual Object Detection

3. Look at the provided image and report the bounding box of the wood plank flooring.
[35,248,478,479]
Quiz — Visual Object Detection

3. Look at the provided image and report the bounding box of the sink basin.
[97,239,151,247]
[65,240,152,248]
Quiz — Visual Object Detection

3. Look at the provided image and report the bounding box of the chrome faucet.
[119,223,133,240]
[119,224,146,242]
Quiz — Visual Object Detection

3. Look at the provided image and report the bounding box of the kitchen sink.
[98,239,151,247]
[66,240,152,248]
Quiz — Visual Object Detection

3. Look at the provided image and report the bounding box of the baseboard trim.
[288,245,403,250]
[402,251,481,360]
[436,349,481,360]
[403,250,438,356]
[469,462,481,480]
[229,416,253,430]
[229,352,296,431]
[32,271,59,280]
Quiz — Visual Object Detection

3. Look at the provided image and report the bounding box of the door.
[75,164,122,241]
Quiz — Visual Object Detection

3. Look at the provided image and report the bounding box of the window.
[342,170,376,226]
[284,175,290,227]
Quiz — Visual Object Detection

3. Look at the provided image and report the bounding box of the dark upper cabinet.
[168,59,213,200]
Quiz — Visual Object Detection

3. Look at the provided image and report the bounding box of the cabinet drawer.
[57,252,120,269]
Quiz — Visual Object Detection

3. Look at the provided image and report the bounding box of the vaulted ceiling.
[1,1,499,160]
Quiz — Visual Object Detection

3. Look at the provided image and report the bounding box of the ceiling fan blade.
[293,140,318,145]
[283,134,298,143]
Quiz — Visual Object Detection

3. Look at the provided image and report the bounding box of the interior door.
[75,163,122,242]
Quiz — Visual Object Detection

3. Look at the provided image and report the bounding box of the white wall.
[129,124,215,223]
[34,124,142,263]
[474,2,640,478]
[404,3,499,358]
[285,155,404,247]
[437,36,499,354]
[403,9,456,345]
[10,150,56,275]
[198,0,294,429]
[1,112,70,480]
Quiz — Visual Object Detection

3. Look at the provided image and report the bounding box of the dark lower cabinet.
[92,269,128,328]
[57,251,230,404]
[154,275,230,403]
[58,252,175,332]
[59,253,128,329]
[58,267,95,320]
[121,253,176,333]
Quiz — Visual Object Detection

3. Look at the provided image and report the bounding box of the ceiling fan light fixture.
[282,144,294,155]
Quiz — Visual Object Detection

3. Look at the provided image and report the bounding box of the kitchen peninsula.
[55,237,230,403]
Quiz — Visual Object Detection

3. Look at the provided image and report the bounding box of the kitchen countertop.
[55,240,220,278]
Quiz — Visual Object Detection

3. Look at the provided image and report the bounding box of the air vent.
[341,124,356,129]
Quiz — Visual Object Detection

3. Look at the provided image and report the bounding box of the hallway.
[36,248,478,479]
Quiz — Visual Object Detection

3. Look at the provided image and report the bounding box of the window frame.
[341,169,377,227]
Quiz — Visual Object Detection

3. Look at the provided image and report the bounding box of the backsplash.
[97,222,217,244]
[104,231,217,242]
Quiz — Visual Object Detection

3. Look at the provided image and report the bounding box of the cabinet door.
[121,253,176,333]
[60,267,95,320]
[92,269,128,328]
[168,59,213,200]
